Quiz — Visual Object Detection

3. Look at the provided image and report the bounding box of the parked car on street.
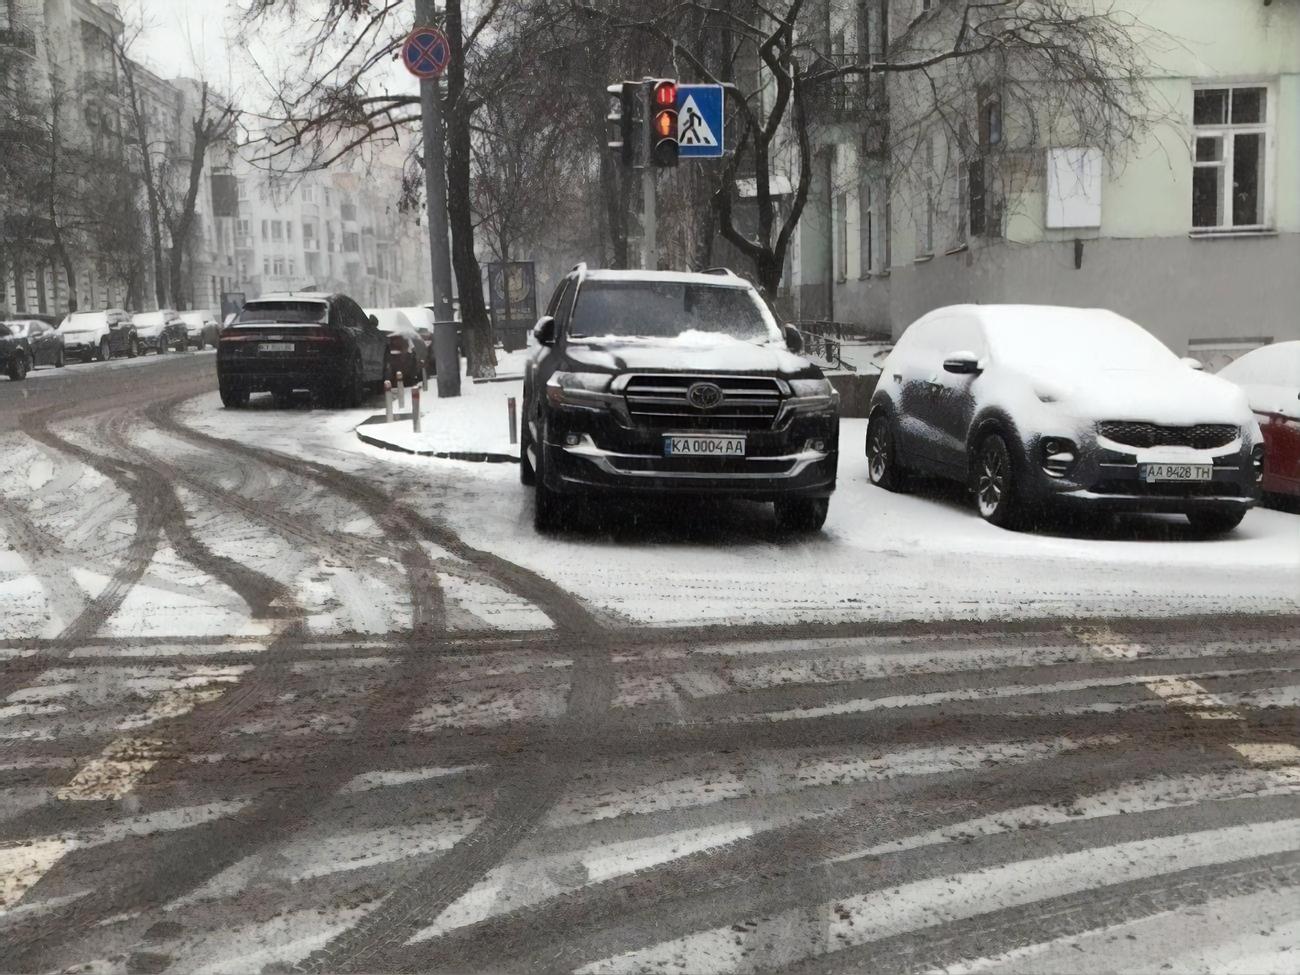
[217,292,388,408]
[399,306,438,370]
[179,309,221,350]
[367,308,428,385]
[58,309,138,362]
[522,265,840,532]
[133,310,187,354]
[1217,341,1300,501]
[1,320,65,379]
[866,305,1263,533]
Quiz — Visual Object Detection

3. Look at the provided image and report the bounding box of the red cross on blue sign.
[402,26,451,80]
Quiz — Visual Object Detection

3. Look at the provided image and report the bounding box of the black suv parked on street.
[217,293,388,408]
[522,266,839,532]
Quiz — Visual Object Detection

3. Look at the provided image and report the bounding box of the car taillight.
[299,328,341,343]
[219,329,257,342]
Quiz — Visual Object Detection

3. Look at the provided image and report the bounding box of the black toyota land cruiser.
[522,266,840,532]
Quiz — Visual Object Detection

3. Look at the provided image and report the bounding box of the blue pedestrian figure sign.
[402,26,451,80]
[676,84,725,158]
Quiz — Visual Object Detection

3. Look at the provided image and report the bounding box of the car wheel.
[8,354,29,381]
[1186,508,1246,534]
[532,432,570,532]
[340,353,365,408]
[98,339,112,362]
[519,420,537,486]
[866,412,907,492]
[157,338,167,355]
[55,348,65,368]
[219,380,249,409]
[974,433,1024,529]
[774,497,829,532]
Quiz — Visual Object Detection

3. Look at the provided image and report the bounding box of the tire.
[338,353,365,409]
[98,339,112,362]
[1186,508,1246,534]
[219,380,249,409]
[974,433,1025,529]
[55,348,65,368]
[774,497,829,532]
[157,337,167,355]
[866,412,907,492]
[532,433,570,532]
[176,335,186,353]
[519,420,537,486]
[8,354,29,381]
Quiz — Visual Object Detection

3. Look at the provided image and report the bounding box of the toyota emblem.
[687,382,724,410]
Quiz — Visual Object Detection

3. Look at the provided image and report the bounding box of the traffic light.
[649,79,678,168]
[606,82,637,167]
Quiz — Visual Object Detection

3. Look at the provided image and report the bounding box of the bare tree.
[160,82,240,309]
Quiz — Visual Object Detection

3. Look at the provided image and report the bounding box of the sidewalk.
[354,349,526,462]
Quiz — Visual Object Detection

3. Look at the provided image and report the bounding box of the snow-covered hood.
[134,320,167,337]
[564,333,816,376]
[1023,366,1253,425]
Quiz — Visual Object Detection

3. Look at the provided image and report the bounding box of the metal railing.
[795,320,894,372]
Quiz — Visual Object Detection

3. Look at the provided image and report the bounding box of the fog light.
[1252,443,1266,482]
[564,433,581,447]
[1041,438,1076,478]
[808,439,827,453]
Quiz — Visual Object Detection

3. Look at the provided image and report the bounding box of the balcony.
[0,26,36,56]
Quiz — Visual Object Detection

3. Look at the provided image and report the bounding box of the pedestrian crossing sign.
[677,84,725,158]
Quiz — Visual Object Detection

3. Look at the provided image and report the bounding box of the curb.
[354,414,518,464]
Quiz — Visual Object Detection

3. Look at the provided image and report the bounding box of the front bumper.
[1019,433,1259,513]
[539,407,839,500]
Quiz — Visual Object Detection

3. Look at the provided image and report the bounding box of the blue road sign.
[402,27,451,80]
[676,84,724,158]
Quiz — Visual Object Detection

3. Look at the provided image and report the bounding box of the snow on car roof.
[955,304,1178,370]
[1218,340,1300,388]
[582,269,751,289]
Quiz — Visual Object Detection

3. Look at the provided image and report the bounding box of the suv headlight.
[786,377,838,414]
[546,371,616,410]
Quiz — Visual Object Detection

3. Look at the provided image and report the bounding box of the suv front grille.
[1098,421,1238,450]
[623,374,784,431]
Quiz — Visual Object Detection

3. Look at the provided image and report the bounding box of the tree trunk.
[444,0,496,379]
[117,49,168,309]
[46,104,77,313]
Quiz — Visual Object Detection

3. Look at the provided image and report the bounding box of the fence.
[794,320,893,372]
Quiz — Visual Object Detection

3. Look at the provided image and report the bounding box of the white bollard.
[396,372,406,409]
[412,387,421,434]
[421,366,428,392]
[507,396,518,446]
[384,381,393,422]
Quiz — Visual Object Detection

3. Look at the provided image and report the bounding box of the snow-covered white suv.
[866,305,1263,533]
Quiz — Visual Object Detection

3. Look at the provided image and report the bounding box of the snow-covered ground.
[359,350,529,458]
[177,382,1300,628]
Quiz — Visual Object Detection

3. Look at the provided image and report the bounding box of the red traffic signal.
[650,80,679,168]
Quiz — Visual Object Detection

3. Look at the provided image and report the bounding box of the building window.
[237,180,248,201]
[1192,84,1271,232]
[835,192,848,281]
[237,218,249,237]
[919,136,936,256]
[288,259,296,277]
[261,220,268,241]
[273,258,285,276]
[263,258,270,275]
[286,223,293,243]
[271,221,283,241]
[859,181,874,276]
[302,186,315,203]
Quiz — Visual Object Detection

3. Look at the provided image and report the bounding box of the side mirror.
[943,351,982,375]
[532,316,556,346]
[783,324,804,354]
[367,314,380,330]
[1180,356,1205,371]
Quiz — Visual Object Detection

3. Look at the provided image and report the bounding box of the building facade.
[798,0,1300,363]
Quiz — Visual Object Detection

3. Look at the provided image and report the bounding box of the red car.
[1218,341,1300,499]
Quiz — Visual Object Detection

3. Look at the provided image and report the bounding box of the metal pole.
[642,167,656,270]
[416,0,457,393]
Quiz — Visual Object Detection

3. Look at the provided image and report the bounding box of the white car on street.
[866,305,1264,532]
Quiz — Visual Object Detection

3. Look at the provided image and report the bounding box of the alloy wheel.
[867,421,890,483]
[977,443,1007,518]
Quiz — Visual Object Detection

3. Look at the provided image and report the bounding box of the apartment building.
[799,0,1300,363]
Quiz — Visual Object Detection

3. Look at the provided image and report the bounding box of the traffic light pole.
[642,168,656,270]
[416,0,459,397]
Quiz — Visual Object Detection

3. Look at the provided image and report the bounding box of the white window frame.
[1191,81,1275,234]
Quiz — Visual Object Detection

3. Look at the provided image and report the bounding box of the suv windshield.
[568,281,778,342]
[236,301,328,325]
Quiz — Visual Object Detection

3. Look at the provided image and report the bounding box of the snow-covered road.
[1,358,1297,974]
